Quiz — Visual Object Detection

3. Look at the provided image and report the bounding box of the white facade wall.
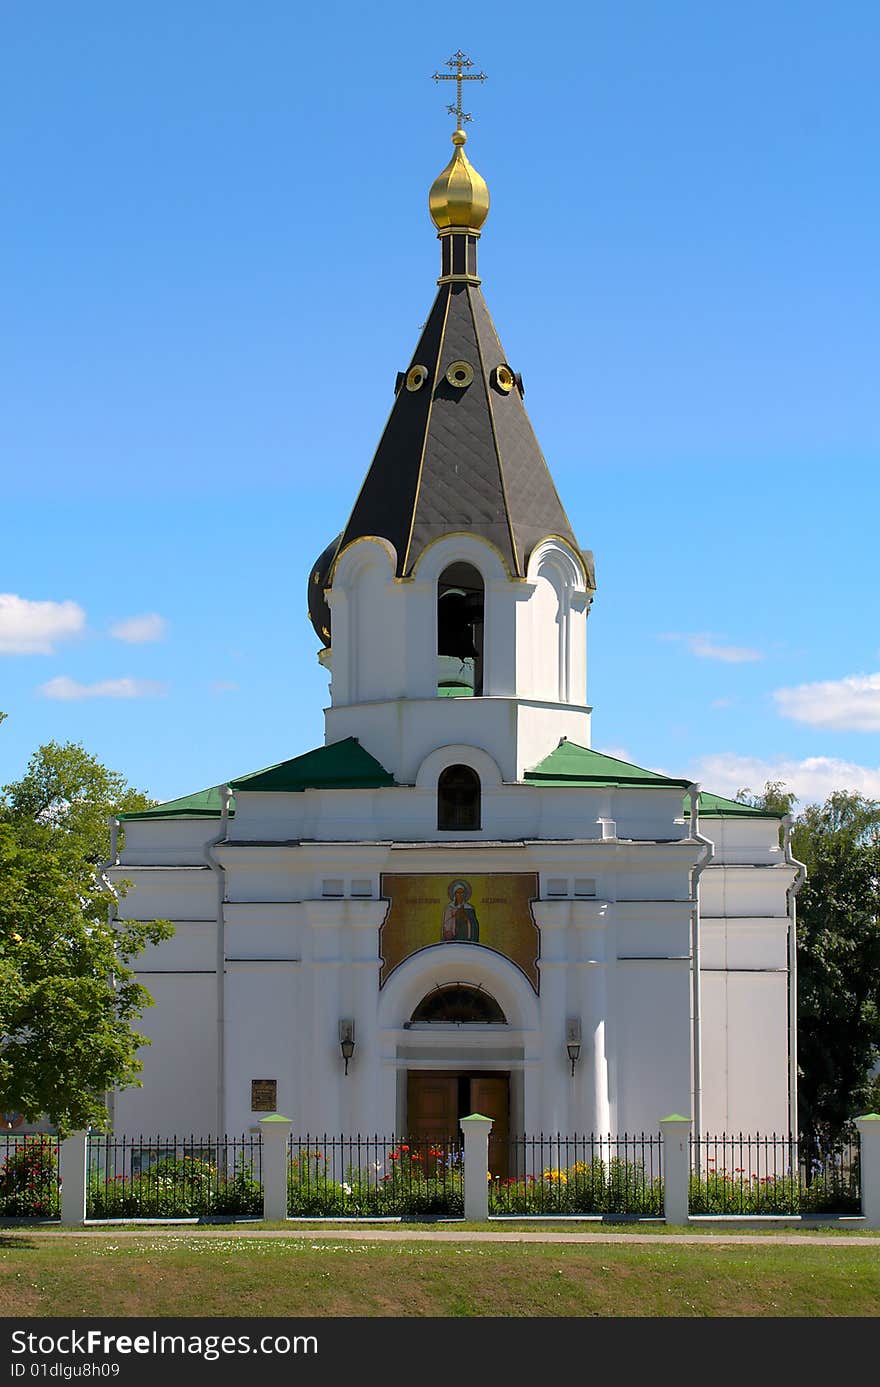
[111,790,795,1139]
[219,779,687,846]
[696,815,792,1134]
[109,509,794,1143]
[113,973,216,1135]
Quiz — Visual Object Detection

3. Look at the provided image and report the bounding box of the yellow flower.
[542,1168,568,1184]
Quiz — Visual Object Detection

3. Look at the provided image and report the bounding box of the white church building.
[110,118,800,1147]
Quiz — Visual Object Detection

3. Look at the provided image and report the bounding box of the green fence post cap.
[660,1114,691,1124]
[258,1114,293,1124]
[855,1113,880,1122]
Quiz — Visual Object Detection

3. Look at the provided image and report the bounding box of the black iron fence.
[689,1133,861,1214]
[487,1133,664,1216]
[86,1134,262,1218]
[287,1134,464,1216]
[0,1128,866,1222]
[0,1134,61,1218]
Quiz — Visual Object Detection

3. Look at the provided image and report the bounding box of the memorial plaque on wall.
[250,1079,277,1112]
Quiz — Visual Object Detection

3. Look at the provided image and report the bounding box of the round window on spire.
[446,360,474,389]
[493,364,515,394]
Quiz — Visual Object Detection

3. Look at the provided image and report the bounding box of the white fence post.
[855,1114,880,1229]
[259,1115,292,1221]
[460,1114,493,1222]
[660,1114,691,1225]
[60,1130,88,1226]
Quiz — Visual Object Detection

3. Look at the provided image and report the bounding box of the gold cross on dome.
[432,50,487,128]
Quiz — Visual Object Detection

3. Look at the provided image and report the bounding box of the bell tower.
[306,61,596,783]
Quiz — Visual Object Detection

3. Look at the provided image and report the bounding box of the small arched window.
[411,984,506,1025]
[437,764,481,831]
[437,562,484,697]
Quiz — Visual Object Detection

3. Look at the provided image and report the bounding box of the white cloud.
[39,676,168,701]
[110,613,167,644]
[711,697,736,709]
[660,632,762,663]
[0,593,85,655]
[689,636,762,663]
[210,680,240,694]
[685,752,880,806]
[774,672,880,732]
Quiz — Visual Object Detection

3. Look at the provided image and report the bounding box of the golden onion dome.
[428,129,490,231]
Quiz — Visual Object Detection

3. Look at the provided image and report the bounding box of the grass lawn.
[2,1234,878,1316]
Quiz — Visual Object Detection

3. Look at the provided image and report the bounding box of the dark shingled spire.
[306,131,591,646]
[336,278,582,579]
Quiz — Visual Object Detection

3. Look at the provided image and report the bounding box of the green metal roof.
[120,738,395,820]
[523,741,783,819]
[229,737,395,793]
[524,741,692,789]
[120,736,780,825]
[686,790,785,820]
[119,784,235,821]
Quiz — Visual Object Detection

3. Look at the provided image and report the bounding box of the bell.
[438,591,479,659]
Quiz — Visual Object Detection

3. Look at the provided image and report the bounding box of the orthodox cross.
[432,50,487,128]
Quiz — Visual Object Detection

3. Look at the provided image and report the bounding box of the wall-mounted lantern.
[566,1018,582,1077]
[339,1019,356,1075]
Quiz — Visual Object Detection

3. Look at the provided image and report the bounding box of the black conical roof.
[336,280,583,579]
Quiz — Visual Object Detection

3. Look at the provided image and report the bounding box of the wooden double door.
[406,1070,510,1177]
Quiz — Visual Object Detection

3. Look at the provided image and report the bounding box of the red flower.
[400,1145,410,1153]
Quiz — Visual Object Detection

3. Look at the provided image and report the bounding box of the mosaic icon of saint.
[441,879,480,943]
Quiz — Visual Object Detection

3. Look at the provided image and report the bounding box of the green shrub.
[688,1161,860,1216]
[87,1155,262,1218]
[287,1144,464,1217]
[488,1155,663,1216]
[0,1135,60,1217]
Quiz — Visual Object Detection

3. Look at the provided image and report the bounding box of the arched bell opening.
[437,562,484,697]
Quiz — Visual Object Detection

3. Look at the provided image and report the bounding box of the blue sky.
[2,1,878,806]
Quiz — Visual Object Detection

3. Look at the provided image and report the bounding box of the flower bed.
[0,1135,60,1218]
[87,1156,262,1218]
[488,1155,663,1216]
[689,1167,860,1215]
[287,1142,464,1217]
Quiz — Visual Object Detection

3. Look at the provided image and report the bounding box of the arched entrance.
[378,941,540,1174]
[405,983,510,1175]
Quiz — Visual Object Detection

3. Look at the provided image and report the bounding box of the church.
[110,70,800,1146]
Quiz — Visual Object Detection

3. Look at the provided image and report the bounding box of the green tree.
[737,782,880,1149]
[0,736,172,1131]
